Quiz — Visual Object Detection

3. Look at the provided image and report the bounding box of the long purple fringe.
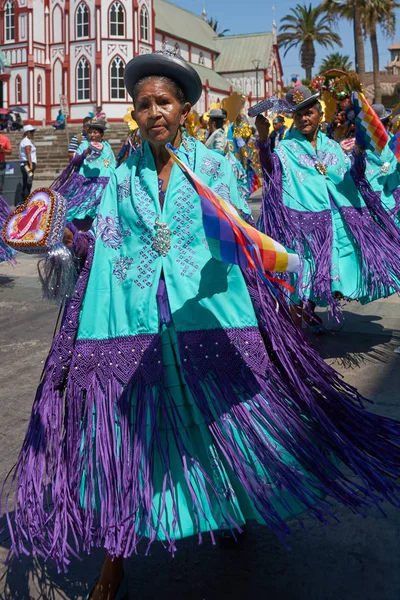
[351,155,400,242]
[4,250,400,570]
[0,195,16,264]
[51,155,109,214]
[258,152,340,313]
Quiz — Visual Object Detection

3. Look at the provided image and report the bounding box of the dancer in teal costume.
[6,53,400,600]
[257,86,400,321]
[51,119,116,225]
[351,104,400,227]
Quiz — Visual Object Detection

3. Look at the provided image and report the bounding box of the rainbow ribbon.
[166,144,299,282]
[352,91,389,155]
[389,131,400,162]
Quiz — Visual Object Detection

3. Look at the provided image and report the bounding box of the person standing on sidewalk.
[19,125,36,201]
[0,130,12,194]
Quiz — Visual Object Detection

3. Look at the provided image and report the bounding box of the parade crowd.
[1,49,400,600]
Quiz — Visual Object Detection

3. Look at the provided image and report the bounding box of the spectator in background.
[52,109,66,130]
[19,125,36,201]
[13,113,23,131]
[0,130,12,193]
[269,115,288,151]
[68,116,90,160]
[95,105,107,124]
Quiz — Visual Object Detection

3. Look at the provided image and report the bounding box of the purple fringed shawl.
[51,153,109,214]
[258,141,400,313]
[351,152,400,242]
[4,234,400,570]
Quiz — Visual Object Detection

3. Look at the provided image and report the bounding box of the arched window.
[77,57,90,101]
[15,75,22,103]
[140,5,149,41]
[110,1,125,37]
[110,56,125,99]
[76,2,89,39]
[5,0,15,42]
[37,76,42,104]
[198,52,205,66]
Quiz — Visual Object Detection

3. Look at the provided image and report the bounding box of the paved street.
[0,253,399,600]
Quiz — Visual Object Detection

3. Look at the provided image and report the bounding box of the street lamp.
[252,59,261,103]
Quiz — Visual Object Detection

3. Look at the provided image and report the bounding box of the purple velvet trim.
[72,230,92,262]
[339,205,400,296]
[351,155,400,242]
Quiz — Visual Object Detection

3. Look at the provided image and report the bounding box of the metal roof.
[193,63,238,92]
[214,33,274,73]
[154,0,219,52]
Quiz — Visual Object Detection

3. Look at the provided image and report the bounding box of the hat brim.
[289,91,321,113]
[380,108,392,122]
[88,124,106,132]
[124,54,203,106]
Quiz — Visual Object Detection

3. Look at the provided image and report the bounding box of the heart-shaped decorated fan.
[2,188,67,253]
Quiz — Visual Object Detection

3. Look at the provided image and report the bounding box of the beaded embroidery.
[96,212,132,249]
[112,255,134,284]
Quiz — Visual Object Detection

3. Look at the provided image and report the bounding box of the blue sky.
[169,0,399,85]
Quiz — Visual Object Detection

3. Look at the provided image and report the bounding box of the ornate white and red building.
[0,0,284,124]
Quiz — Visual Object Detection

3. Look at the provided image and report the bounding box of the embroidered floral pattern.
[214,183,231,202]
[96,212,132,249]
[117,175,131,203]
[112,255,134,284]
[200,156,224,181]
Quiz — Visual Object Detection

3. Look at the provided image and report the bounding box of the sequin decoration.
[171,175,199,277]
[152,216,172,256]
[132,156,158,289]
[112,255,134,284]
[117,175,131,203]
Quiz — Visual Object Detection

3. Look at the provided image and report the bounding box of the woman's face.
[293,104,321,137]
[88,128,103,143]
[133,79,191,147]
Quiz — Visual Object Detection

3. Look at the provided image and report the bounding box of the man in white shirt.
[19,124,37,201]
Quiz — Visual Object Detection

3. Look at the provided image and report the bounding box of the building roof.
[214,33,274,73]
[193,63,237,92]
[154,0,219,52]
[388,43,400,50]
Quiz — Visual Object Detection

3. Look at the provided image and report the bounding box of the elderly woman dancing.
[5,52,400,600]
[256,86,400,329]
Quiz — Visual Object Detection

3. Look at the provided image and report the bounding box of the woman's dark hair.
[210,117,224,129]
[132,76,187,106]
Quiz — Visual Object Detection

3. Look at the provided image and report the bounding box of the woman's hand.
[255,115,270,144]
[63,227,74,248]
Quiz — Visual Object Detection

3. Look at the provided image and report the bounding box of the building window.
[77,57,90,101]
[76,2,89,39]
[5,0,15,42]
[199,52,205,66]
[110,1,125,37]
[15,75,22,103]
[140,5,149,41]
[110,56,125,99]
[37,76,42,104]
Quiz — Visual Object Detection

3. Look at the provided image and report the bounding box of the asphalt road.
[0,254,399,600]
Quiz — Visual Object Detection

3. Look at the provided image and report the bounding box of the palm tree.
[323,0,399,102]
[319,52,353,72]
[207,17,230,37]
[278,4,342,80]
[362,0,399,103]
